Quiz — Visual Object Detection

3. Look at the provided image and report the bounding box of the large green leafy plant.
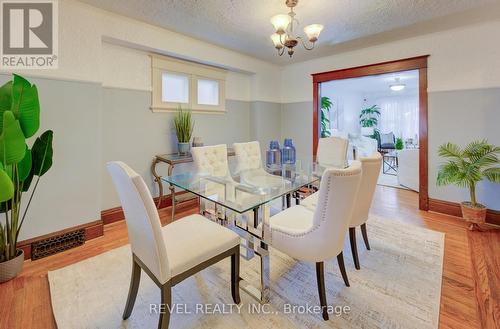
[0,74,53,263]
[359,105,381,128]
[320,97,332,138]
[437,140,499,207]
[173,106,194,143]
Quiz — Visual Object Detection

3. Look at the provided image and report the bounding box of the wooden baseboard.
[429,198,500,226]
[101,191,192,225]
[17,219,104,260]
[16,192,197,261]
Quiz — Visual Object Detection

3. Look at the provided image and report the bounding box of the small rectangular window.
[197,79,219,106]
[151,55,226,113]
[162,73,189,103]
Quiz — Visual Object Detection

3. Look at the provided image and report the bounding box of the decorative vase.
[178,142,190,155]
[266,140,281,169]
[282,138,296,164]
[0,249,24,283]
[461,202,487,230]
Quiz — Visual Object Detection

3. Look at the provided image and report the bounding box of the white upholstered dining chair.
[263,162,362,320]
[348,152,382,270]
[191,144,232,178]
[302,153,382,270]
[191,144,236,216]
[233,141,285,187]
[316,136,349,166]
[301,136,350,210]
[107,161,241,329]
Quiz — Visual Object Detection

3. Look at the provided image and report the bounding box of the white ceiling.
[79,0,499,64]
[321,70,419,96]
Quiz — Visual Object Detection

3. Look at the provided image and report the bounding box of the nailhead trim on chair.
[268,164,361,241]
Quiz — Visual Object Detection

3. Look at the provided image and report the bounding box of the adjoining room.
[319,70,420,192]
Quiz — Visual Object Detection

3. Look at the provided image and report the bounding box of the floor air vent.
[31,229,86,260]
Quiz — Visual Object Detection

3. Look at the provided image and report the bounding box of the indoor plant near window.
[359,105,381,136]
[395,137,404,150]
[320,96,332,138]
[437,140,499,230]
[0,74,54,282]
[174,106,194,155]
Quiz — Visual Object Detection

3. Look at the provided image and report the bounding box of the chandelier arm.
[278,47,285,56]
[297,36,315,50]
[279,33,286,47]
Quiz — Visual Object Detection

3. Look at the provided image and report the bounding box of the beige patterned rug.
[48,215,444,329]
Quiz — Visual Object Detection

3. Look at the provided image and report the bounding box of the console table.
[151,148,235,221]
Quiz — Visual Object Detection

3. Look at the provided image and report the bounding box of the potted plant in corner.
[0,74,54,282]
[359,104,381,136]
[174,106,194,155]
[320,96,332,138]
[437,140,499,230]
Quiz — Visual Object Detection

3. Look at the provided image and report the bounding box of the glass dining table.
[161,160,347,303]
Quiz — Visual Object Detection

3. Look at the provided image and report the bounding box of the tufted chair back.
[317,137,349,167]
[233,141,263,174]
[107,162,170,284]
[310,161,361,259]
[191,144,231,178]
[350,152,382,227]
[269,162,362,262]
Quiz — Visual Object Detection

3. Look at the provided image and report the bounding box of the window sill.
[150,107,226,114]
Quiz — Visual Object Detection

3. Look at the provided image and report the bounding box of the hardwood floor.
[0,186,498,329]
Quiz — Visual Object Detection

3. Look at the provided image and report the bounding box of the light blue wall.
[428,88,500,210]
[0,74,103,240]
[281,102,313,162]
[250,101,282,158]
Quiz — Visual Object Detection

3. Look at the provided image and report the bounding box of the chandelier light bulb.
[271,14,291,34]
[270,33,283,49]
[304,24,324,42]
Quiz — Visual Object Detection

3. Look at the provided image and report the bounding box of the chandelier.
[270,0,324,58]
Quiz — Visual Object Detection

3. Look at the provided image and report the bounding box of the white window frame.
[151,55,226,113]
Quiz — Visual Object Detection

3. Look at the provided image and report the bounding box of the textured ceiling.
[79,0,499,64]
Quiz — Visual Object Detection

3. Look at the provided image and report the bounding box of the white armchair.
[348,153,382,270]
[107,161,241,329]
[348,135,378,159]
[264,162,362,320]
[397,149,419,191]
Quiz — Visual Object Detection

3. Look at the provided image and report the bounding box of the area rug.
[48,215,444,329]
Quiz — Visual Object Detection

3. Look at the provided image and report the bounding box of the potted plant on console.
[437,140,499,230]
[174,106,194,155]
[0,74,54,282]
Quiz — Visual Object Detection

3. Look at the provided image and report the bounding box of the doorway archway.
[312,56,429,210]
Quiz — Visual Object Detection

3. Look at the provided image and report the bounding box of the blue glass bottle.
[282,138,296,164]
[266,140,281,168]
